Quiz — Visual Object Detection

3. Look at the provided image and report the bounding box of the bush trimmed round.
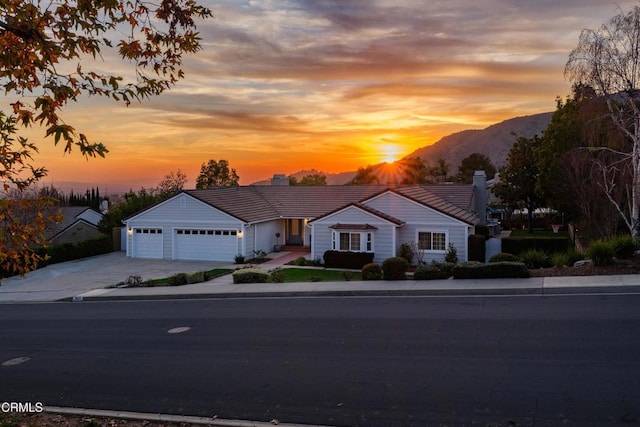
[381,257,409,280]
[361,263,383,280]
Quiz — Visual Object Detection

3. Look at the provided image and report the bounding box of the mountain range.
[258,111,553,185]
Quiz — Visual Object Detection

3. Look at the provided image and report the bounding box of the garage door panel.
[132,228,163,259]
[174,229,237,262]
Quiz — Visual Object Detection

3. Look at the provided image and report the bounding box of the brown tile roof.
[185,185,478,225]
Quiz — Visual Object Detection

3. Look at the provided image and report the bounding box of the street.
[1,294,640,426]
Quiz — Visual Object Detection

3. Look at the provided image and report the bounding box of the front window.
[418,231,447,252]
[333,231,373,252]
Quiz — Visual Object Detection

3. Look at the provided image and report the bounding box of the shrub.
[125,275,143,287]
[234,254,246,264]
[168,273,188,286]
[342,270,353,281]
[489,252,519,263]
[518,248,552,269]
[232,268,269,284]
[294,256,307,266]
[323,250,374,269]
[587,240,615,266]
[381,257,409,280]
[187,271,206,284]
[310,276,323,282]
[610,235,637,259]
[398,242,415,265]
[413,261,454,280]
[269,269,285,283]
[551,252,569,268]
[452,261,529,279]
[444,243,459,264]
[361,263,383,280]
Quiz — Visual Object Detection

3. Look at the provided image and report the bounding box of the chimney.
[473,170,487,225]
[271,174,289,186]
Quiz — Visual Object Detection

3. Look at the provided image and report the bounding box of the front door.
[286,219,304,245]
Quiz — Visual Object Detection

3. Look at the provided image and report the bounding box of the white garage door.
[174,229,238,262]
[132,228,163,259]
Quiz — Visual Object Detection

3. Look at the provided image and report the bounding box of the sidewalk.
[4,250,640,303]
[76,266,640,302]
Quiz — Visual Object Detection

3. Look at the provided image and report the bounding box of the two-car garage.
[130,227,240,262]
[125,192,245,262]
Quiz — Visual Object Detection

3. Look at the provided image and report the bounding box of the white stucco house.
[124,174,487,264]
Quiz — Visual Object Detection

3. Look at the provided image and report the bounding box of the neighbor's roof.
[45,206,101,240]
[186,185,478,225]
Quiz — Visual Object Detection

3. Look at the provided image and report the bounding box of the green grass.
[142,268,233,286]
[279,268,361,282]
[509,229,569,238]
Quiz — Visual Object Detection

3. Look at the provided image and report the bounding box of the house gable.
[362,190,475,227]
[126,192,243,225]
[310,204,401,263]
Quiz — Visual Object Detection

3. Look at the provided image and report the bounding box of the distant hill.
[252,112,553,185]
[405,112,553,173]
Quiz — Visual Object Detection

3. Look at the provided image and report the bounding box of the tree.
[348,166,379,185]
[565,6,640,236]
[0,186,61,277]
[493,135,545,233]
[431,158,451,183]
[535,85,628,237]
[98,188,159,234]
[0,0,211,276]
[157,169,187,198]
[195,159,239,189]
[455,153,496,184]
[397,157,428,184]
[291,173,327,186]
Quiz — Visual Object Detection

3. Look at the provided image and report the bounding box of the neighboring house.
[124,173,487,264]
[46,206,104,245]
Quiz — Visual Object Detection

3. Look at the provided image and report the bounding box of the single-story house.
[46,206,104,245]
[124,173,487,264]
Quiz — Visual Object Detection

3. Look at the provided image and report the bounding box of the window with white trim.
[332,231,374,252]
[417,230,447,252]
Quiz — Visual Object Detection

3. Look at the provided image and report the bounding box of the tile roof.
[186,184,478,225]
[45,206,100,240]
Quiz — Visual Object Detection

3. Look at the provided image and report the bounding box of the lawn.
[280,268,361,282]
[141,268,233,286]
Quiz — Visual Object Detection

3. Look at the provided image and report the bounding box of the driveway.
[0,252,229,303]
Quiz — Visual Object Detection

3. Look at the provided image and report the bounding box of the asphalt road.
[2,294,640,426]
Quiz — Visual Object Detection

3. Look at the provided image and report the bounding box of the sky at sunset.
[11,0,640,193]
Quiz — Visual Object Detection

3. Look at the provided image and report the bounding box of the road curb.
[44,406,329,427]
[59,285,640,303]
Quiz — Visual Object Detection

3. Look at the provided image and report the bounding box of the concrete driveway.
[0,252,229,303]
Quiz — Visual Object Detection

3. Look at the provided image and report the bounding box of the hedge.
[232,268,269,284]
[501,237,569,256]
[323,250,374,269]
[413,262,454,280]
[452,261,529,279]
[38,235,113,265]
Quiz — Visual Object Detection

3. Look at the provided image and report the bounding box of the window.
[333,231,373,252]
[418,231,447,252]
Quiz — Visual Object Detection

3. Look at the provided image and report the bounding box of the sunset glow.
[4,1,638,193]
